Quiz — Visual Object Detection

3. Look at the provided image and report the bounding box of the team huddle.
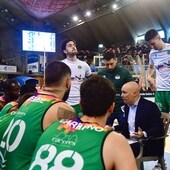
[0,29,169,170]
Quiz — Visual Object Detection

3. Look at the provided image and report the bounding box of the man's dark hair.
[145,29,159,42]
[2,79,19,91]
[18,93,36,108]
[80,75,116,117]
[45,61,71,86]
[103,51,117,61]
[1,79,20,101]
[61,39,76,53]
[20,84,37,96]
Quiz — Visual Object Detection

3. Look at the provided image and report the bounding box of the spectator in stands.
[0,61,76,170]
[120,81,164,157]
[62,39,92,118]
[145,29,170,113]
[0,79,20,111]
[0,84,37,116]
[98,51,134,127]
[83,51,98,72]
[29,75,137,170]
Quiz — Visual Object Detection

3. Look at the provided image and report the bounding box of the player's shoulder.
[165,43,170,49]
[61,58,67,63]
[51,101,74,111]
[77,59,89,65]
[105,131,128,145]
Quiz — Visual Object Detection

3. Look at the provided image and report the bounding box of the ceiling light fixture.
[98,44,104,48]
[72,15,79,22]
[85,11,91,17]
[112,4,118,9]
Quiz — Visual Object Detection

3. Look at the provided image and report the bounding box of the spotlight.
[112,4,118,9]
[98,44,104,48]
[85,11,91,17]
[72,15,78,22]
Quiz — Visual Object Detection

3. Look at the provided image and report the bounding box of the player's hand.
[133,127,144,138]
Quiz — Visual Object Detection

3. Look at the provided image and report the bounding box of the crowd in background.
[0,43,152,96]
[75,43,152,93]
[0,42,151,74]
[77,43,151,73]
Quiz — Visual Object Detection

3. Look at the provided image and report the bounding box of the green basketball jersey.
[0,93,62,170]
[29,118,112,170]
[98,66,134,113]
[0,112,16,141]
[0,101,18,117]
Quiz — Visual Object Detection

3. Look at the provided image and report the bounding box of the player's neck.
[41,87,63,99]
[81,115,106,127]
[160,41,166,50]
[67,55,77,61]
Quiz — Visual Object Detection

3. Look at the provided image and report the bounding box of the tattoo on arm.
[57,107,75,120]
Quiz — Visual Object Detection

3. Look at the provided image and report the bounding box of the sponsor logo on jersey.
[58,119,108,133]
[115,74,120,79]
[78,65,82,69]
[156,64,170,72]
[52,132,78,147]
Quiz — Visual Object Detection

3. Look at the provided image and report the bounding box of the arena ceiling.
[0,0,170,51]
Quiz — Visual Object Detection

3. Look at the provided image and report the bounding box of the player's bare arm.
[103,131,137,170]
[57,105,76,119]
[147,64,156,91]
[43,102,76,130]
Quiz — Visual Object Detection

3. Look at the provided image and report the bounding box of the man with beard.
[0,79,20,111]
[29,75,137,170]
[0,84,37,116]
[0,61,76,170]
[98,51,134,128]
[62,39,92,118]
